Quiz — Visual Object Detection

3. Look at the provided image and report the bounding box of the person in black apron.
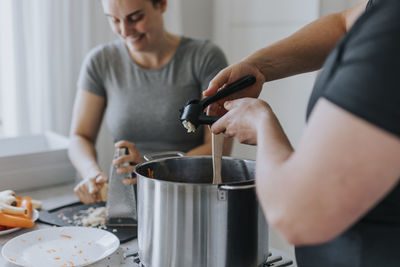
[205,0,400,266]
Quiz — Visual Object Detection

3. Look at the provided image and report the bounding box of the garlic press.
[179,75,256,132]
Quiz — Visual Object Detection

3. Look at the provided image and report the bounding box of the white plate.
[1,226,120,267]
[0,209,39,236]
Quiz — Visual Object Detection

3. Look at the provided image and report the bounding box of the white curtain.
[0,0,116,137]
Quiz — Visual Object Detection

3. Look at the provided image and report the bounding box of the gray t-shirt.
[77,37,227,154]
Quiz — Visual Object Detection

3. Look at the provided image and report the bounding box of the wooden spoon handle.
[212,133,224,185]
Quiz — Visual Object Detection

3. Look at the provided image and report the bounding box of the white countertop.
[0,183,139,266]
[1,183,297,267]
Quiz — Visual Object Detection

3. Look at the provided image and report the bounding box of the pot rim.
[134,155,255,188]
[136,175,255,188]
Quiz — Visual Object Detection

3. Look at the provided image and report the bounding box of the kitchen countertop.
[0,182,139,266]
[0,183,297,267]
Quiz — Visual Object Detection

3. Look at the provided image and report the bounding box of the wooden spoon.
[212,133,224,185]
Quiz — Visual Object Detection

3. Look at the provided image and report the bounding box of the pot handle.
[219,183,255,190]
[143,151,186,162]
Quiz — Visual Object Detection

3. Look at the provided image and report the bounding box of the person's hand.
[114,140,144,185]
[203,60,265,117]
[74,172,108,204]
[211,98,271,145]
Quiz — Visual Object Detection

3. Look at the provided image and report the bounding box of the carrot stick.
[0,213,34,228]
[21,196,33,219]
[15,196,21,207]
[147,168,154,178]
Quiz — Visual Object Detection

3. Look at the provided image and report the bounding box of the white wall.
[320,0,365,15]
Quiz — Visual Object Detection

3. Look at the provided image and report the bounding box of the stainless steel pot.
[134,153,269,267]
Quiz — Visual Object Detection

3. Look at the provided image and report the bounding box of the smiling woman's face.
[102,0,166,53]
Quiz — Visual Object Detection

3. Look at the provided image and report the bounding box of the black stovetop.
[128,251,294,267]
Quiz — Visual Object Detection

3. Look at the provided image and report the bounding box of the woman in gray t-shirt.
[69,0,229,204]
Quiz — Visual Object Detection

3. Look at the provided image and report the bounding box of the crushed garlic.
[182,120,196,133]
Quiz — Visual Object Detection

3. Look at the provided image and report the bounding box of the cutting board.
[38,201,137,243]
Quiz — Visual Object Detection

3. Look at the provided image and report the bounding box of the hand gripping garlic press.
[179,75,256,131]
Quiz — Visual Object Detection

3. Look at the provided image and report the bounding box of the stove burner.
[128,251,294,267]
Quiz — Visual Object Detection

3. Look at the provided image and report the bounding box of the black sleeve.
[323,1,400,137]
[366,0,384,11]
[366,0,374,11]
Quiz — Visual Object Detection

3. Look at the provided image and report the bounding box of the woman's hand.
[74,172,108,204]
[211,98,271,145]
[114,140,144,185]
[204,60,265,117]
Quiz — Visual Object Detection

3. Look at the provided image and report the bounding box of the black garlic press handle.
[200,75,256,108]
[197,114,221,125]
